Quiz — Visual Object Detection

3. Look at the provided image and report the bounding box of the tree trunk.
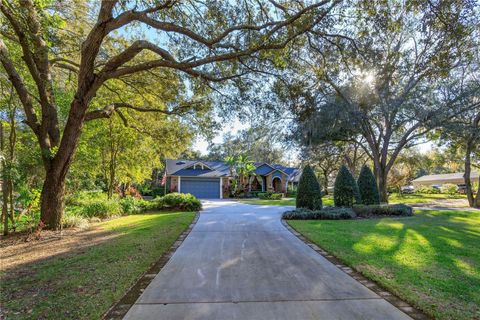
[1,121,7,236]
[323,170,329,195]
[375,165,389,203]
[40,170,66,230]
[474,176,480,208]
[464,142,475,207]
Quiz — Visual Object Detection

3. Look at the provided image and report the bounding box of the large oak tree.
[0,0,339,229]
[282,0,479,202]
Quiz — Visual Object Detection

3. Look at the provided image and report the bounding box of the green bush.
[258,192,283,200]
[357,165,380,205]
[296,165,323,210]
[66,190,108,206]
[151,187,166,198]
[270,193,282,200]
[353,204,413,217]
[441,183,458,195]
[334,165,361,207]
[80,199,123,219]
[156,193,202,211]
[119,196,143,214]
[415,185,441,194]
[282,207,355,220]
[286,189,297,197]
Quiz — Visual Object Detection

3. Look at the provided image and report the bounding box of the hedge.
[282,207,355,220]
[353,204,413,217]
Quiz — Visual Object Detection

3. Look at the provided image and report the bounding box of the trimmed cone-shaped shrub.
[296,165,323,210]
[357,165,380,205]
[334,165,361,207]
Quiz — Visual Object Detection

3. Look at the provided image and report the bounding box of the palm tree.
[225,155,256,196]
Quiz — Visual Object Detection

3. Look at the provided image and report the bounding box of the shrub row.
[283,207,355,220]
[65,192,202,225]
[352,204,413,217]
[258,192,283,200]
[333,165,380,207]
[283,203,413,220]
[414,185,441,194]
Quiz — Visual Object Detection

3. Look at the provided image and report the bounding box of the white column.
[219,178,223,199]
[178,176,181,193]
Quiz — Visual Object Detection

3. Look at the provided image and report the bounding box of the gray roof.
[412,171,479,183]
[166,159,301,180]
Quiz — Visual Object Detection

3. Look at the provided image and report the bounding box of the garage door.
[180,177,220,199]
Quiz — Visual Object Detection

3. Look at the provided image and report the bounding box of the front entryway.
[272,176,282,192]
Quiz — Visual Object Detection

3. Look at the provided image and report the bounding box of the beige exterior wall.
[412,178,466,187]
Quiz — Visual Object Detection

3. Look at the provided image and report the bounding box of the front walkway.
[124,201,410,319]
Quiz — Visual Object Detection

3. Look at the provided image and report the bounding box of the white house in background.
[411,172,479,187]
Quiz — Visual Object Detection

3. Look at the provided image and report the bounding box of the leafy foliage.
[415,186,441,194]
[156,193,202,211]
[296,165,323,210]
[334,165,361,207]
[441,183,458,195]
[352,204,413,217]
[283,207,355,220]
[357,165,380,205]
[258,192,282,200]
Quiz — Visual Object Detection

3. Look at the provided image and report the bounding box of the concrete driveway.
[124,201,411,319]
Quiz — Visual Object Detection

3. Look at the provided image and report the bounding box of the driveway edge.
[281,219,431,320]
[103,212,200,320]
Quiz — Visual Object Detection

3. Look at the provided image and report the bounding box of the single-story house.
[411,171,479,187]
[165,159,301,199]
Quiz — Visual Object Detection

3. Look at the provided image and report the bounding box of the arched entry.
[272,177,282,193]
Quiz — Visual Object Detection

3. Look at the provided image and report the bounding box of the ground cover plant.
[0,211,195,319]
[287,209,480,320]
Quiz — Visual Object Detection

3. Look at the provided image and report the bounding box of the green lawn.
[238,196,334,206]
[238,193,466,207]
[287,209,480,320]
[389,193,467,204]
[0,212,195,320]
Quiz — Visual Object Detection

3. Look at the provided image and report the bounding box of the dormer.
[185,161,213,170]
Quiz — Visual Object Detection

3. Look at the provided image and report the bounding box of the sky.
[192,117,249,155]
[192,119,436,160]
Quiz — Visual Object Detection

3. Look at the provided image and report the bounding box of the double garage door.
[180,177,220,199]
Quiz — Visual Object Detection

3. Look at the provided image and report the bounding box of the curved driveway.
[124,201,411,319]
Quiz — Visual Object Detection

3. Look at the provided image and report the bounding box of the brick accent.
[170,176,178,192]
[222,177,230,198]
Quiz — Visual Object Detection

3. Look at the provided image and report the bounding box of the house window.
[187,163,210,170]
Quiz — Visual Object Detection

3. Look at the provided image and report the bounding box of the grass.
[238,192,467,207]
[389,193,467,204]
[287,209,480,320]
[238,196,334,206]
[0,211,195,320]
